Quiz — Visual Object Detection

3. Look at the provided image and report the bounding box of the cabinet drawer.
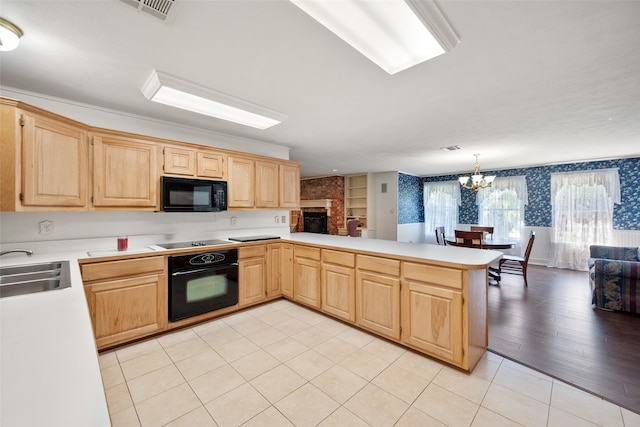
[322,249,355,267]
[81,256,165,282]
[357,255,399,276]
[239,245,266,258]
[403,262,462,289]
[295,245,321,261]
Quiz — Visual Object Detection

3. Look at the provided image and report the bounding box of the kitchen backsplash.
[0,210,291,253]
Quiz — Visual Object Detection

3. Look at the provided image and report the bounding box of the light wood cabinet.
[163,145,195,176]
[279,163,300,209]
[228,155,255,208]
[197,151,226,179]
[255,160,279,208]
[293,245,321,308]
[0,100,89,211]
[91,131,158,209]
[163,144,226,179]
[321,249,356,322]
[267,243,293,298]
[356,255,401,340]
[81,256,166,350]
[239,245,267,307]
[229,156,300,209]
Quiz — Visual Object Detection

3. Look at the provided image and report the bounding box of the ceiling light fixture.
[141,70,286,130]
[0,17,24,52]
[459,154,496,192]
[289,0,459,75]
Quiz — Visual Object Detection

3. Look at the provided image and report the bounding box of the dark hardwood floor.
[487,264,640,414]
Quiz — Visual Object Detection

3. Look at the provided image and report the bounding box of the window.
[424,181,460,243]
[476,176,528,249]
[549,169,620,271]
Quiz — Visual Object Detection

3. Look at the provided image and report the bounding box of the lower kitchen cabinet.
[401,280,463,364]
[81,256,166,350]
[321,249,355,322]
[239,245,266,307]
[293,245,321,308]
[355,255,401,340]
[267,243,293,298]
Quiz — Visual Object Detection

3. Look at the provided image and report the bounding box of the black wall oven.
[168,248,238,322]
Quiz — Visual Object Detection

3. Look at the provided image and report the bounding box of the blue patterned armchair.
[589,245,640,314]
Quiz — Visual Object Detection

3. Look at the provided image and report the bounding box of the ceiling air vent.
[120,0,176,21]
[440,145,461,151]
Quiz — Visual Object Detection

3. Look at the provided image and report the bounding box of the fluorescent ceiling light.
[141,70,286,130]
[289,0,459,75]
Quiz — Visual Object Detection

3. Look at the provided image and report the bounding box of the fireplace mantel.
[300,199,332,215]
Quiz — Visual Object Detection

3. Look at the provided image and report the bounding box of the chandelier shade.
[459,154,496,192]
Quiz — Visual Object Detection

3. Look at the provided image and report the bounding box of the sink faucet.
[0,249,34,257]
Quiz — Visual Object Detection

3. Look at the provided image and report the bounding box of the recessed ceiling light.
[289,0,459,74]
[141,70,286,130]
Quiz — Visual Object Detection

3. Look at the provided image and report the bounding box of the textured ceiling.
[1,0,638,178]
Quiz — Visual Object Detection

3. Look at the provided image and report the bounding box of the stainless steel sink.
[0,261,71,298]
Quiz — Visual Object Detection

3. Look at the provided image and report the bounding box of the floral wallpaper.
[398,173,424,224]
[410,157,640,230]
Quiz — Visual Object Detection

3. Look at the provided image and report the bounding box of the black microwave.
[161,177,227,212]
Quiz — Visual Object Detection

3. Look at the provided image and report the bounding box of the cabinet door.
[322,263,355,322]
[294,257,321,308]
[239,257,266,307]
[255,160,279,208]
[401,280,463,364]
[279,163,300,209]
[228,156,254,207]
[163,145,195,176]
[280,244,294,298]
[356,271,400,340]
[197,151,226,179]
[21,112,88,208]
[92,133,158,208]
[85,274,165,349]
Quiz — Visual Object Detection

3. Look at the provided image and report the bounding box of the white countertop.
[285,233,503,267]
[0,251,110,427]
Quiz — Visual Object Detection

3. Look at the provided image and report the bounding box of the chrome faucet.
[0,249,34,257]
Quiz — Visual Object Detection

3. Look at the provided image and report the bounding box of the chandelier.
[458,154,496,192]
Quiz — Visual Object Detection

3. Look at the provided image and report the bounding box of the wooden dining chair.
[498,231,536,286]
[454,230,484,248]
[435,227,446,245]
[470,225,494,239]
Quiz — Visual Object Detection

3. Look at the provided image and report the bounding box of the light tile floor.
[100,300,640,427]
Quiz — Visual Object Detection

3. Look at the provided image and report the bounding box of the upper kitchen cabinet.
[0,99,89,211]
[162,144,227,180]
[228,155,300,210]
[91,130,159,209]
[228,155,255,208]
[280,162,300,209]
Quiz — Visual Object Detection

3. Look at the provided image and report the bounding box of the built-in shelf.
[345,174,367,228]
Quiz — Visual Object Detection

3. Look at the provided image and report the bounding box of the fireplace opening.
[303,212,328,234]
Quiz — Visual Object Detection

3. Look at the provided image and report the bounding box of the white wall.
[397,223,426,243]
[372,172,398,241]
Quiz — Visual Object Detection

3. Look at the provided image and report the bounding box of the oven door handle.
[172,263,238,276]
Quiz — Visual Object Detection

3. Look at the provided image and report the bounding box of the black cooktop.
[228,235,281,242]
[159,239,232,249]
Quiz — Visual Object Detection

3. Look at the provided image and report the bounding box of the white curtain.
[424,181,461,243]
[476,176,528,252]
[549,168,621,271]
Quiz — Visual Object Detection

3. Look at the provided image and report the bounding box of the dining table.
[445,237,516,284]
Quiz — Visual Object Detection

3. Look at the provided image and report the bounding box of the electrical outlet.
[275,216,280,224]
[39,220,54,235]
[281,215,287,224]
[230,217,237,226]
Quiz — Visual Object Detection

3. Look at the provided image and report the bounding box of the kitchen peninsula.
[0,234,500,426]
